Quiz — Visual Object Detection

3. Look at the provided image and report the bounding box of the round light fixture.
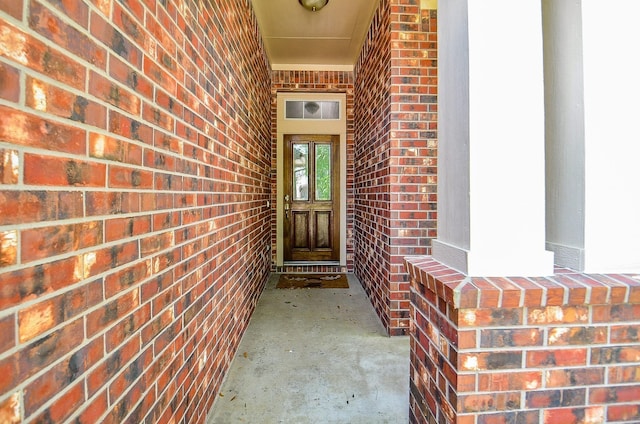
[298,0,329,12]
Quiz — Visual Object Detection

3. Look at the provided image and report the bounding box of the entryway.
[206,273,409,423]
[276,93,348,270]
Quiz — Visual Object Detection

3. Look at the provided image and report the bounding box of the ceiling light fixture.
[298,0,329,12]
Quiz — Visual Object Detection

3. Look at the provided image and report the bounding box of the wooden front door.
[283,134,340,262]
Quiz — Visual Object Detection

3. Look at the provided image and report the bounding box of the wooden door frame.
[276,92,347,266]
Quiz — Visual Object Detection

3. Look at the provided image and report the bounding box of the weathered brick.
[0,392,21,424]
[0,62,20,102]
[109,110,153,144]
[72,391,108,424]
[0,0,23,18]
[590,384,640,404]
[610,324,640,343]
[542,406,605,423]
[108,164,154,189]
[28,382,85,423]
[460,351,523,371]
[85,191,141,216]
[608,404,640,422]
[608,365,640,384]
[545,368,605,388]
[0,256,78,309]
[87,336,139,396]
[480,328,542,348]
[89,12,142,69]
[18,318,84,382]
[0,314,15,355]
[140,231,174,257]
[528,306,589,325]
[105,303,150,351]
[108,346,153,402]
[23,339,101,415]
[109,54,154,101]
[141,308,174,346]
[0,230,18,267]
[18,298,63,343]
[527,349,587,368]
[155,88,184,118]
[478,371,542,392]
[0,149,19,184]
[104,260,149,298]
[29,0,106,68]
[89,132,143,165]
[89,70,141,115]
[0,190,84,225]
[592,303,640,323]
[476,410,539,424]
[21,221,104,263]
[105,215,152,242]
[547,326,608,345]
[24,154,106,187]
[526,388,585,408]
[25,76,107,128]
[0,105,86,154]
[0,22,86,87]
[143,103,175,131]
[18,279,102,342]
[459,392,521,413]
[460,308,522,328]
[86,289,140,337]
[591,346,640,365]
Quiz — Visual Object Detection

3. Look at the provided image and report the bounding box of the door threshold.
[283,261,341,266]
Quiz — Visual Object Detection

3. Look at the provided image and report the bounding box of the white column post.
[433,0,554,276]
[580,1,640,273]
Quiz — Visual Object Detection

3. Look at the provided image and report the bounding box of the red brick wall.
[354,0,437,336]
[0,0,271,422]
[406,257,640,424]
[270,70,355,273]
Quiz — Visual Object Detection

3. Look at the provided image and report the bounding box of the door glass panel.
[321,101,339,119]
[293,143,309,201]
[285,101,303,119]
[315,144,331,201]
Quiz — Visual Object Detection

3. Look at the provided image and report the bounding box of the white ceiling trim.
[271,64,354,72]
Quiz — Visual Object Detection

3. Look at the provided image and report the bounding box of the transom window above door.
[285,100,340,120]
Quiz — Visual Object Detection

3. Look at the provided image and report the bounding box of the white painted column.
[581,1,640,273]
[433,0,554,276]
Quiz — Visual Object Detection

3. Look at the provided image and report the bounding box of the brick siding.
[270,70,355,274]
[354,0,437,336]
[405,257,640,424]
[0,0,271,422]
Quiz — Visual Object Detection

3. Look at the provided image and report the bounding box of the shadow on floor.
[207,273,410,424]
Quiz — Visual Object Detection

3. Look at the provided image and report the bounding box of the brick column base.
[404,256,640,424]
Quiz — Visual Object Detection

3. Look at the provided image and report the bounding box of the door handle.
[284,194,290,219]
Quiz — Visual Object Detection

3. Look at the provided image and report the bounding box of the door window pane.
[303,101,321,119]
[285,101,340,120]
[285,101,303,119]
[315,144,331,201]
[321,101,339,119]
[293,143,309,201]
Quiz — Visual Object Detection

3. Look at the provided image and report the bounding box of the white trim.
[271,64,354,72]
[276,92,347,267]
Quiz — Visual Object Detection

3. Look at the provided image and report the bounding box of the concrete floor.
[207,273,410,424]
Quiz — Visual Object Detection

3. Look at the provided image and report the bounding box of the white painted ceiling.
[250,0,381,70]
